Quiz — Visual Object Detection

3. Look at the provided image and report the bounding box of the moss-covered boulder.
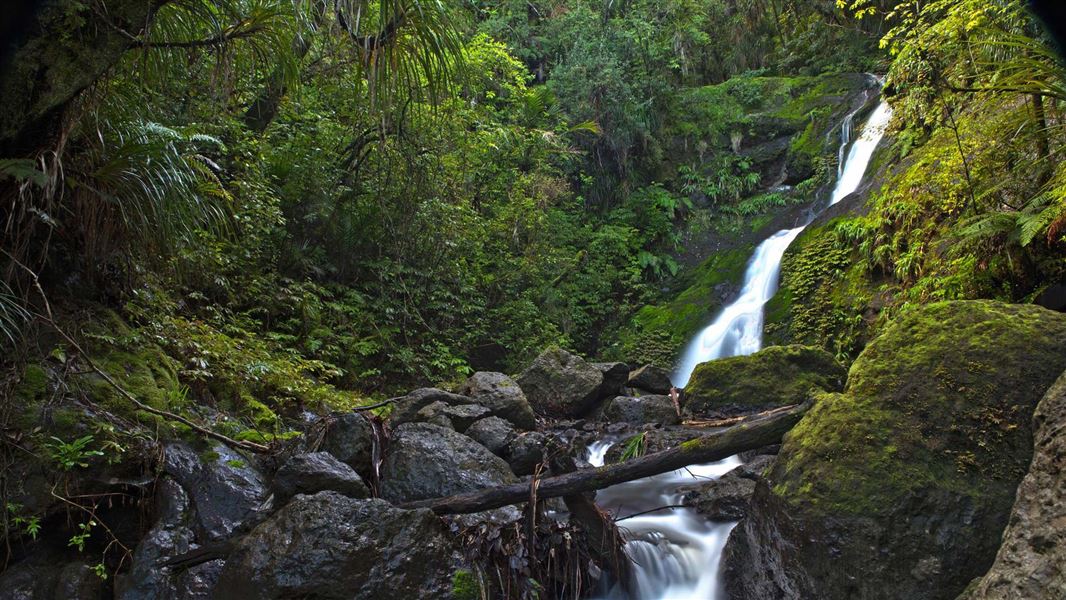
[683,345,846,417]
[723,301,1066,600]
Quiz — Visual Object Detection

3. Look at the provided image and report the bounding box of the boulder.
[442,404,492,433]
[117,477,224,600]
[603,395,680,426]
[627,365,673,395]
[214,493,465,599]
[162,442,268,541]
[381,423,518,504]
[272,453,370,505]
[0,559,104,600]
[505,432,547,476]
[962,370,1066,599]
[458,372,538,430]
[723,301,1066,600]
[465,416,515,456]
[388,388,477,426]
[320,412,376,479]
[593,362,631,399]
[679,456,773,521]
[414,400,457,430]
[517,347,607,418]
[684,345,845,417]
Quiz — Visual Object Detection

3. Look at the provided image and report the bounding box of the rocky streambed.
[2,301,1066,600]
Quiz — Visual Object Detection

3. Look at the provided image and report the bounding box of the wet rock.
[414,400,457,430]
[458,372,538,430]
[381,423,518,504]
[683,345,845,418]
[723,301,1066,600]
[627,365,673,395]
[603,395,680,426]
[162,442,267,541]
[962,370,1066,599]
[442,404,492,433]
[117,477,224,600]
[272,452,370,505]
[388,388,477,426]
[215,493,464,599]
[681,472,757,521]
[593,362,631,399]
[0,559,104,600]
[517,347,607,418]
[505,431,547,476]
[465,416,515,456]
[320,412,376,479]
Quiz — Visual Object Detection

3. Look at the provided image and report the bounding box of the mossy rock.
[724,301,1066,600]
[683,345,846,417]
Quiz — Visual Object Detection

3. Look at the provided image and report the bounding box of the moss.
[451,569,480,600]
[683,345,846,416]
[770,301,1066,517]
[79,345,182,422]
[13,364,50,430]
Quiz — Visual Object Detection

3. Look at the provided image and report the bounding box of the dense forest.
[1,0,1065,599]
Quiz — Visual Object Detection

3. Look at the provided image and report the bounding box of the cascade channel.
[588,92,894,600]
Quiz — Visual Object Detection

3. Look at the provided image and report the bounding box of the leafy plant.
[45,435,105,471]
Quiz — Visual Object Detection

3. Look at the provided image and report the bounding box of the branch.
[133,25,266,49]
[403,402,811,515]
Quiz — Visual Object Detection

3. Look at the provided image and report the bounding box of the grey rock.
[681,472,758,521]
[593,362,631,399]
[506,432,547,477]
[117,477,224,600]
[272,452,370,505]
[458,372,538,430]
[389,388,477,426]
[414,400,456,430]
[162,442,267,541]
[381,423,518,504]
[517,347,607,418]
[0,559,104,600]
[628,365,674,395]
[320,412,376,479]
[215,493,463,599]
[465,416,515,456]
[603,395,680,425]
[963,371,1066,599]
[442,404,492,432]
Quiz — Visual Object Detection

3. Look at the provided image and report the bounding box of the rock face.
[320,412,376,479]
[603,395,680,426]
[161,442,268,542]
[272,452,370,504]
[684,345,845,417]
[962,370,1066,599]
[0,559,104,600]
[723,301,1066,600]
[465,416,515,456]
[118,478,224,600]
[458,372,538,430]
[517,347,608,418]
[381,423,518,504]
[628,365,673,395]
[215,493,464,599]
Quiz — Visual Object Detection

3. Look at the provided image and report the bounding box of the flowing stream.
[588,92,893,599]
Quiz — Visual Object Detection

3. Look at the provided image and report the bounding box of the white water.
[673,98,894,388]
[588,94,894,600]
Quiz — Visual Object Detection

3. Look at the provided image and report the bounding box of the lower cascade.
[591,94,894,599]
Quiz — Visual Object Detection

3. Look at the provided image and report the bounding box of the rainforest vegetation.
[1,0,1065,598]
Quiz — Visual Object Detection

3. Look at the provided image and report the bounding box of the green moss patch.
[770,300,1066,517]
[683,345,846,416]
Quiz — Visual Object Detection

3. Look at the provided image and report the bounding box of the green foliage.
[620,432,648,461]
[45,435,105,471]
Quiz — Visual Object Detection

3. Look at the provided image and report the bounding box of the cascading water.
[588,90,894,600]
[674,97,894,388]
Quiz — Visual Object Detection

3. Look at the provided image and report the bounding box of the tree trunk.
[403,402,810,515]
[0,0,169,155]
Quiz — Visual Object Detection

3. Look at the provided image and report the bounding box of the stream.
[588,89,894,600]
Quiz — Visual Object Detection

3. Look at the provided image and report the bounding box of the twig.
[2,251,269,454]
[350,396,402,412]
[613,504,689,522]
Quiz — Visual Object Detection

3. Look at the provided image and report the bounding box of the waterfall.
[673,98,893,387]
[592,94,894,600]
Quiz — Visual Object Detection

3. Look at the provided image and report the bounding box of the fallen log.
[403,401,811,515]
